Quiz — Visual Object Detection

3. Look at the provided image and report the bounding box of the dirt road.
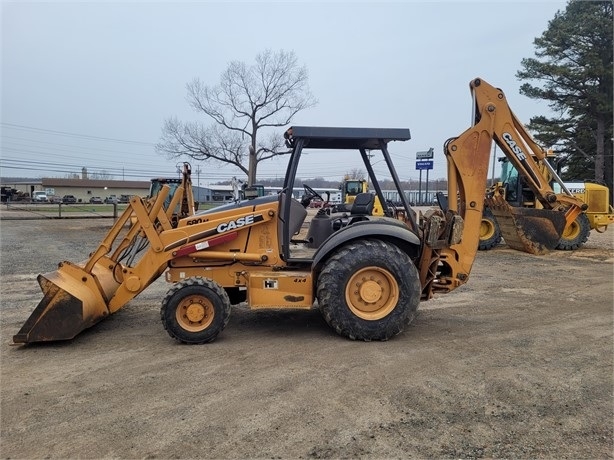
[1,218,612,459]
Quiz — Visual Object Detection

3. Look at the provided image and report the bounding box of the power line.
[2,135,156,158]
[0,160,247,181]
[0,122,446,181]
[1,122,155,146]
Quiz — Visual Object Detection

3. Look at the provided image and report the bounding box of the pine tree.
[517,0,613,197]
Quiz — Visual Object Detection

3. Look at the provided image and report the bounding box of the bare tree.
[156,50,317,186]
[345,169,366,180]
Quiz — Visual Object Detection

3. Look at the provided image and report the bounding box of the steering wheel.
[301,184,324,207]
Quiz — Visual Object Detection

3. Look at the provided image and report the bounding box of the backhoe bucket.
[488,203,566,255]
[13,260,120,344]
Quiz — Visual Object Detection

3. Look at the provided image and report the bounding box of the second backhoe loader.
[478,154,613,251]
[13,78,587,345]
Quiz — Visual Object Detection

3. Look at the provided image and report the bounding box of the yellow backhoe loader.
[13,78,587,345]
[479,154,614,251]
[335,177,384,215]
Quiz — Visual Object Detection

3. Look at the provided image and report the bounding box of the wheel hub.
[185,303,206,323]
[177,295,214,331]
[562,221,579,239]
[359,280,383,304]
[480,220,494,239]
[346,267,399,320]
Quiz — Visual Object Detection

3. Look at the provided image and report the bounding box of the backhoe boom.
[431,78,587,295]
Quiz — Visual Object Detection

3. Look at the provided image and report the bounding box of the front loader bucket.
[13,260,120,344]
[489,204,566,255]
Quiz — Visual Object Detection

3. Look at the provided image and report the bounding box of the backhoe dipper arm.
[470,79,583,214]
[435,78,586,293]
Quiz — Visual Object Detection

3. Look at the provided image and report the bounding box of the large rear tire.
[478,208,502,251]
[556,212,590,250]
[317,239,421,341]
[161,277,231,344]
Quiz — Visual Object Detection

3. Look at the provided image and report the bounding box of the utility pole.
[196,165,202,202]
[418,170,422,204]
[425,167,429,204]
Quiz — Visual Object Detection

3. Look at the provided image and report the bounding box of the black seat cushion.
[351,193,374,216]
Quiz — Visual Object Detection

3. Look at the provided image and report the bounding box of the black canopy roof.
[288,126,411,150]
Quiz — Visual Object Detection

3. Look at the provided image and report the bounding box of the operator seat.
[331,193,375,232]
[346,193,375,226]
[351,193,375,216]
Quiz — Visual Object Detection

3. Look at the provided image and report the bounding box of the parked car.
[89,196,103,204]
[104,195,118,204]
[62,195,77,204]
[308,198,324,208]
[32,191,48,203]
[48,195,62,204]
[119,194,131,203]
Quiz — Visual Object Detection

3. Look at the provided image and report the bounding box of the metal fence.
[1,202,120,220]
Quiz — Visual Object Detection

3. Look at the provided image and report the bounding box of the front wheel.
[161,277,231,344]
[478,208,502,251]
[317,239,421,341]
[556,212,590,250]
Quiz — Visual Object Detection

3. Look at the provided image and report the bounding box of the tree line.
[211,176,450,192]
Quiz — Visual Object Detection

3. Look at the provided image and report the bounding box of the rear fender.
[312,219,421,274]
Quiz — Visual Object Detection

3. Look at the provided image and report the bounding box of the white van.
[32,191,48,202]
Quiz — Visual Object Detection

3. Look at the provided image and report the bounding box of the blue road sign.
[416,160,434,170]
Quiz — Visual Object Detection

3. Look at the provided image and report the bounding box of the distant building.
[39,177,149,203]
[1,176,245,204]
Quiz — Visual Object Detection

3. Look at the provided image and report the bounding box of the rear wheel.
[556,212,590,250]
[161,277,231,344]
[478,208,502,250]
[317,239,421,341]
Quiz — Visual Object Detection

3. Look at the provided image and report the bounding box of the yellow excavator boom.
[424,78,587,297]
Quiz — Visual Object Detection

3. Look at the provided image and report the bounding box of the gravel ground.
[0,217,612,459]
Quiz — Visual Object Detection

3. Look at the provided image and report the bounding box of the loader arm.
[428,78,587,295]
[13,163,270,344]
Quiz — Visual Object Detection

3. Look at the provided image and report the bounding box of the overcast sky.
[1,0,567,186]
